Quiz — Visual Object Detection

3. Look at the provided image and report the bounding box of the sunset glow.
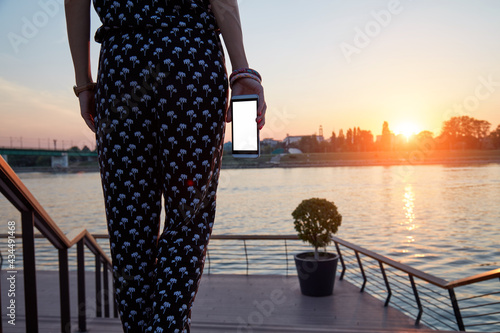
[394,122,421,140]
[1,1,500,147]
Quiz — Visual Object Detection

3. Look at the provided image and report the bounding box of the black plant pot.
[294,252,339,297]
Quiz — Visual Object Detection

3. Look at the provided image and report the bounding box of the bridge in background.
[0,148,97,157]
[0,148,97,168]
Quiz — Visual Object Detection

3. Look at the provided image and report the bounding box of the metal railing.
[332,236,500,332]
[203,235,500,332]
[0,156,116,333]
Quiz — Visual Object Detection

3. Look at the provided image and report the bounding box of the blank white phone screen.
[233,100,257,151]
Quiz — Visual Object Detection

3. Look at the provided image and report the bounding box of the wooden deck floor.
[1,270,457,333]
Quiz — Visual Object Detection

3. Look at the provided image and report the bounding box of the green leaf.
[292,198,342,250]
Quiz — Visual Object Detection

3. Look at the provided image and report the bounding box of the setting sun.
[394,122,421,139]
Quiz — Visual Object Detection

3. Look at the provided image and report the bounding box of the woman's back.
[93,0,218,42]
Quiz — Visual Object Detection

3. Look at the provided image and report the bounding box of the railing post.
[409,275,423,326]
[58,248,71,333]
[0,251,3,333]
[243,239,249,275]
[112,270,118,318]
[355,251,366,292]
[103,262,110,318]
[284,239,289,277]
[21,210,38,332]
[334,242,345,280]
[379,261,392,307]
[77,239,87,332]
[95,255,102,317]
[207,248,211,275]
[448,288,465,331]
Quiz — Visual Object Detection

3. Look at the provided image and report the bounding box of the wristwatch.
[73,82,97,97]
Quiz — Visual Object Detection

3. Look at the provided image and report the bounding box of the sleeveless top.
[93,0,219,43]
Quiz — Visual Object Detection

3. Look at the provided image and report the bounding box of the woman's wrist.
[231,61,249,72]
[73,81,96,97]
[229,67,262,88]
[76,77,93,87]
[75,68,93,86]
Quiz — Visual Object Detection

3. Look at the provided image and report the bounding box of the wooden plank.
[0,316,459,333]
[1,270,441,332]
[192,274,421,330]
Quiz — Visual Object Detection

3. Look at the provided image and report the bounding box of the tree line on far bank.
[276,116,500,154]
[6,116,500,167]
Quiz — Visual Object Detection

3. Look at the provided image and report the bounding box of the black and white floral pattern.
[93,1,227,332]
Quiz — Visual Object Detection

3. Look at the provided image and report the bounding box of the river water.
[1,163,499,330]
[1,163,498,280]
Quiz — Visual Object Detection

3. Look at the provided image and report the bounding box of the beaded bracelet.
[229,72,261,88]
[230,67,262,81]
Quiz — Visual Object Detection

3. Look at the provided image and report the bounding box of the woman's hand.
[228,78,267,130]
[78,90,97,133]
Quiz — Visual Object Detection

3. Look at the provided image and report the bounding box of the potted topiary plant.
[292,198,342,297]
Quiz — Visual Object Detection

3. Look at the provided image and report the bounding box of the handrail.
[0,156,115,333]
[201,234,500,332]
[39,232,500,290]
[329,235,499,331]
[446,268,500,289]
[331,235,449,288]
[0,159,68,250]
[331,236,500,290]
[0,158,86,250]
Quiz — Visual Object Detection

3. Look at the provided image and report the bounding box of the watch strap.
[73,82,96,97]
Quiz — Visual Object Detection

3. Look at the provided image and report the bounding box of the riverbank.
[220,149,500,169]
[10,149,500,173]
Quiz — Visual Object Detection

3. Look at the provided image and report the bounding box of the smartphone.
[231,94,260,158]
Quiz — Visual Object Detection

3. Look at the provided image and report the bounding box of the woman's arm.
[210,0,266,129]
[65,0,96,132]
[65,0,92,85]
[209,0,248,71]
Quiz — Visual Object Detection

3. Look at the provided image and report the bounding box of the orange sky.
[1,0,500,149]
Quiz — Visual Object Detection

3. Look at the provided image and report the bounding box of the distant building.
[283,134,324,146]
[262,138,279,146]
[283,135,302,146]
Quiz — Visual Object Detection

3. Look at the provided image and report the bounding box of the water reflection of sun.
[403,184,416,232]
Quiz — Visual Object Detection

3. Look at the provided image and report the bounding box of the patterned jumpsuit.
[92,1,227,332]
